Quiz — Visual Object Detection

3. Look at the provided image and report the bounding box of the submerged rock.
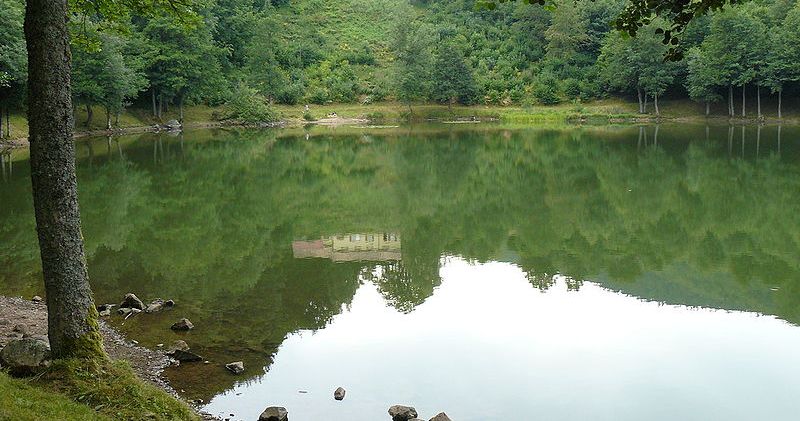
[120,293,144,310]
[171,318,194,331]
[259,406,288,421]
[429,413,452,421]
[388,405,418,421]
[225,361,244,374]
[166,340,189,353]
[334,387,346,401]
[169,349,203,362]
[0,338,51,375]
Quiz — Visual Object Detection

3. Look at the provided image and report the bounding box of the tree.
[685,47,722,115]
[766,4,800,119]
[0,0,26,139]
[430,40,478,109]
[24,0,105,360]
[391,19,433,114]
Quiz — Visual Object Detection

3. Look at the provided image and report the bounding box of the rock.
[429,413,452,421]
[31,296,43,302]
[12,324,27,335]
[259,407,288,421]
[171,318,194,331]
[99,309,111,317]
[388,405,418,421]
[124,308,142,319]
[145,299,165,313]
[169,349,203,362]
[118,307,132,316]
[165,340,189,353]
[97,303,115,312]
[164,119,182,130]
[120,293,144,310]
[334,387,346,401]
[225,361,244,374]
[164,299,175,307]
[0,338,51,375]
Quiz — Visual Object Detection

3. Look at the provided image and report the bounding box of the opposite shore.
[2,98,799,148]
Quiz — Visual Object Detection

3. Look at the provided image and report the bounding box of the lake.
[2,124,800,420]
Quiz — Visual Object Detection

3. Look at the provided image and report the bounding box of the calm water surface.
[1,124,800,420]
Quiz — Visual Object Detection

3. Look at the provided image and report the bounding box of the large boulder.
[388,405,418,421]
[0,338,51,375]
[259,406,288,421]
[430,413,452,421]
[334,387,346,401]
[120,293,144,310]
[164,119,182,130]
[171,318,194,331]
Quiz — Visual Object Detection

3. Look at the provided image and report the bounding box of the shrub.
[533,74,561,105]
[224,85,279,123]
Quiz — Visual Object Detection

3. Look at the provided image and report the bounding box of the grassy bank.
[1,360,199,421]
[2,98,799,144]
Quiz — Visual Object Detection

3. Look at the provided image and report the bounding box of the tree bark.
[705,101,710,116]
[0,107,4,140]
[179,95,184,123]
[741,84,746,118]
[654,92,660,117]
[24,0,105,360]
[728,85,734,117]
[151,87,157,117]
[757,85,761,119]
[85,103,92,127]
[778,90,782,119]
[643,91,648,113]
[637,88,643,114]
[5,108,10,138]
[105,107,111,130]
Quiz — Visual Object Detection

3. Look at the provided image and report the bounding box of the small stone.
[429,413,452,421]
[171,318,194,331]
[169,349,203,362]
[166,340,189,353]
[97,303,116,312]
[120,293,144,310]
[99,309,111,317]
[12,324,27,335]
[164,299,175,307]
[31,296,42,302]
[0,338,51,375]
[156,343,164,348]
[334,387,346,401]
[388,405,418,421]
[118,307,132,316]
[145,299,165,313]
[225,361,244,374]
[259,406,288,421]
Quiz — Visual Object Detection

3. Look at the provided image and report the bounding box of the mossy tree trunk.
[24,0,105,360]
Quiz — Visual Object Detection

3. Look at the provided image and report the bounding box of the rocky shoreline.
[0,295,219,420]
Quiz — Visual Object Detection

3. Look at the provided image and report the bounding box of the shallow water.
[1,124,800,420]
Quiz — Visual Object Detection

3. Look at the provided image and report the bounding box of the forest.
[1,0,799,129]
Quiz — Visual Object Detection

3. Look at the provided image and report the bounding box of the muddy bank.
[0,295,218,420]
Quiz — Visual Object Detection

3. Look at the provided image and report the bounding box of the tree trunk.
[5,108,10,138]
[654,92,660,117]
[741,84,746,118]
[151,87,157,117]
[157,93,163,120]
[85,104,92,127]
[728,85,734,117]
[105,107,111,130]
[24,0,105,360]
[778,90,782,119]
[0,107,4,140]
[643,92,648,113]
[637,88,643,114]
[757,85,761,119]
[705,101,710,116]
[179,95,184,123]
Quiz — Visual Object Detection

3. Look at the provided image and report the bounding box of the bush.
[224,85,279,123]
[303,110,315,121]
[276,83,305,105]
[533,74,561,105]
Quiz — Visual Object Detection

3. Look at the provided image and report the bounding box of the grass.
[1,359,199,421]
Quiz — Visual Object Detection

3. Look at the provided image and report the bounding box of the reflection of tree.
[1,125,800,395]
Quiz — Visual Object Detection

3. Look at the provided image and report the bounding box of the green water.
[1,124,800,420]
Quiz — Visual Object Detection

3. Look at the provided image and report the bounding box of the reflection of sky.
[204,257,800,421]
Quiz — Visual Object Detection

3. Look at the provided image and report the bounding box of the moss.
[36,359,200,420]
[57,304,107,361]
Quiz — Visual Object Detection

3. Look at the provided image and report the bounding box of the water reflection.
[0,124,799,417]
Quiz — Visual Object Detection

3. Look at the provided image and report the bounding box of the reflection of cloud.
[292,233,401,262]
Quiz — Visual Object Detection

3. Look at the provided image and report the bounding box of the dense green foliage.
[1,0,800,122]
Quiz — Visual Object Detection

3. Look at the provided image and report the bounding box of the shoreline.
[0,295,219,420]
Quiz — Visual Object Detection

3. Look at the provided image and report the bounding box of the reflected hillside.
[1,124,799,400]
